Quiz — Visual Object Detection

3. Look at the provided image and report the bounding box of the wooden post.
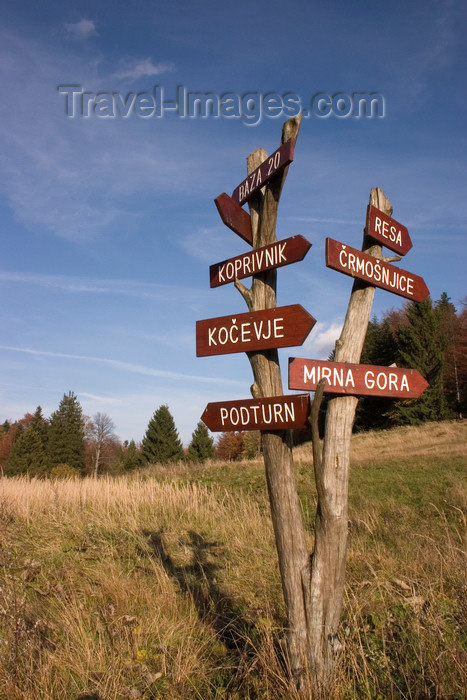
[220,121,396,693]
[234,115,313,687]
[306,187,393,691]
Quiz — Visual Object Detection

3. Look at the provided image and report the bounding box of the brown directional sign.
[288,357,429,398]
[209,235,311,288]
[196,304,316,357]
[231,140,294,206]
[366,205,412,256]
[201,393,311,432]
[325,238,429,302]
[214,193,253,245]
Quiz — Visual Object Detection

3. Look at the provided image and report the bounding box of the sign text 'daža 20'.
[325,238,429,302]
[196,305,316,357]
[201,394,311,432]
[231,140,294,206]
[288,357,429,398]
[210,235,311,288]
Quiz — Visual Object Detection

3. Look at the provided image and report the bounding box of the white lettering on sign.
[219,401,296,427]
[207,317,285,347]
[364,371,410,391]
[303,363,411,392]
[374,216,403,247]
[304,364,355,388]
[216,241,288,284]
[338,245,415,296]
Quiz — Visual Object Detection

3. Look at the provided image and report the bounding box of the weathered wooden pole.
[306,187,394,691]
[234,115,313,686]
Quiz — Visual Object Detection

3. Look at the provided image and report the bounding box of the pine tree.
[29,406,49,451]
[119,440,143,471]
[393,298,449,424]
[187,421,215,462]
[6,428,47,477]
[355,317,399,431]
[47,391,85,472]
[141,405,184,465]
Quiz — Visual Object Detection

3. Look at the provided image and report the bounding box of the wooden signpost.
[288,357,429,398]
[231,140,294,205]
[325,237,429,302]
[214,193,253,245]
[196,304,316,357]
[195,117,431,694]
[366,204,412,255]
[201,394,311,432]
[209,235,311,288]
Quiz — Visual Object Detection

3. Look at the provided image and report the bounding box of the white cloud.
[64,19,98,40]
[0,345,245,387]
[302,321,343,360]
[114,58,175,80]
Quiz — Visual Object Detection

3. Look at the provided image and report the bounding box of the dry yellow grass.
[293,418,467,463]
[0,421,465,698]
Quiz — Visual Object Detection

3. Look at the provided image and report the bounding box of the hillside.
[0,421,465,699]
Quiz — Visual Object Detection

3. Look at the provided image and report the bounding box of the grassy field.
[0,421,465,699]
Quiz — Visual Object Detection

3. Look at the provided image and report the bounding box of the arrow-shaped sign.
[196,304,316,357]
[209,235,311,288]
[214,193,253,245]
[325,238,429,302]
[288,357,429,398]
[366,205,413,256]
[231,140,294,206]
[201,393,311,432]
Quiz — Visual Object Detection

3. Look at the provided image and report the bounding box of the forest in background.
[1,292,465,476]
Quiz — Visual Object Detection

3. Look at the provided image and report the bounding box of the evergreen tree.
[47,391,85,472]
[6,428,47,477]
[29,406,49,451]
[118,440,143,471]
[355,317,399,431]
[393,298,449,424]
[187,421,215,462]
[141,405,184,465]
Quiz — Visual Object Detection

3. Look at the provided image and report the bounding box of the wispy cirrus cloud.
[0,270,207,304]
[64,19,98,40]
[0,345,244,387]
[114,58,175,80]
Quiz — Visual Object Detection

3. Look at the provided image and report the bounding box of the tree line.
[1,293,464,475]
[0,397,219,477]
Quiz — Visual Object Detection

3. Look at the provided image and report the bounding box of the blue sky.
[1,0,465,445]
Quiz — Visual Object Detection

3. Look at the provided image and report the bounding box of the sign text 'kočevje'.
[196,305,316,357]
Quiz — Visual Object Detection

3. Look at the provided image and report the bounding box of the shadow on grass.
[143,529,259,655]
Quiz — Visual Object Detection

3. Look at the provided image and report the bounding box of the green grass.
[0,423,465,699]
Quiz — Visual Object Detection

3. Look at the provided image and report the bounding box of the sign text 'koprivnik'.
[201,393,311,432]
[325,238,429,302]
[210,235,311,287]
[196,305,316,357]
